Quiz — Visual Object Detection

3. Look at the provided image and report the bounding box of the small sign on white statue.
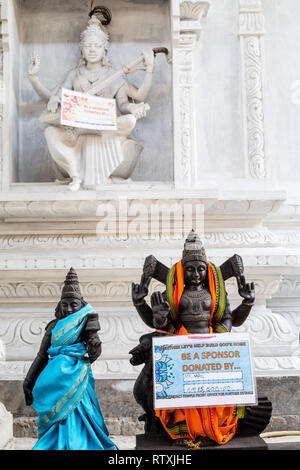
[153,332,257,410]
[61,88,117,131]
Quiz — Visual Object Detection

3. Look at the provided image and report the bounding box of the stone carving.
[180,1,210,22]
[173,1,210,187]
[28,8,167,190]
[238,0,267,179]
[0,197,284,221]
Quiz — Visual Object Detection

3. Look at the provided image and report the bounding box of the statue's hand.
[127,102,150,120]
[23,381,33,406]
[237,275,255,305]
[142,50,155,72]
[87,335,102,363]
[132,274,151,305]
[151,291,170,329]
[28,54,40,77]
[47,95,61,113]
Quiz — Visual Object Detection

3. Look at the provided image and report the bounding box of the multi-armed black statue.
[23,268,117,450]
[131,230,272,448]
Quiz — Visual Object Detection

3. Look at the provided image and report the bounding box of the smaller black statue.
[23,268,101,406]
[23,268,117,451]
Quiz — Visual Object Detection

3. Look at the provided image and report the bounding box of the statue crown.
[80,15,109,50]
[61,267,82,300]
[182,229,207,265]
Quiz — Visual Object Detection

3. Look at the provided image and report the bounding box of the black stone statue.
[130,230,272,447]
[22,268,117,450]
[23,268,102,406]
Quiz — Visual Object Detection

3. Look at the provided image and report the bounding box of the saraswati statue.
[28,6,168,190]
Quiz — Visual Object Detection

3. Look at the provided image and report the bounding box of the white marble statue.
[28,16,155,190]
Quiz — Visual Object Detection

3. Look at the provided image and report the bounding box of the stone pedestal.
[136,433,267,450]
[0,402,13,449]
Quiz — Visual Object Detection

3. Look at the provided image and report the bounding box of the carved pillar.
[172,0,210,188]
[238,0,267,179]
[0,3,5,192]
[0,0,9,192]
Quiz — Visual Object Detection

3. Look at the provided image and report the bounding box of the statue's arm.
[151,291,170,331]
[23,319,57,406]
[231,301,253,328]
[123,50,155,103]
[28,54,51,102]
[29,75,52,102]
[124,73,153,103]
[231,276,255,327]
[81,313,102,363]
[115,85,134,114]
[46,69,76,113]
[55,69,76,96]
[221,296,233,332]
[133,288,170,331]
[132,276,156,328]
[133,295,155,329]
[115,51,154,118]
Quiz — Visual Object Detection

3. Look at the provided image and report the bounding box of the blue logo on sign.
[154,350,175,398]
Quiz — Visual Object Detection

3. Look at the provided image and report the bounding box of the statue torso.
[72,64,123,98]
[179,287,212,334]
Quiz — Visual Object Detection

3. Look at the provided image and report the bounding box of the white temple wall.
[195,0,244,180]
[263,0,300,186]
[0,1,299,428]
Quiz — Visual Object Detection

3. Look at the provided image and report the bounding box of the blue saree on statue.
[32,304,117,450]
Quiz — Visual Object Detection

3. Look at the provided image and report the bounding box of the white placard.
[153,332,257,409]
[61,88,117,131]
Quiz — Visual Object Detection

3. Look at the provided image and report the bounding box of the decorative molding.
[0,277,284,301]
[1,356,300,380]
[238,0,267,180]
[272,278,300,298]
[253,356,300,377]
[0,280,164,303]
[0,360,142,380]
[180,1,210,23]
[233,309,299,353]
[0,252,298,272]
[0,229,282,251]
[276,311,300,329]
[0,309,152,361]
[0,194,285,224]
[225,277,282,300]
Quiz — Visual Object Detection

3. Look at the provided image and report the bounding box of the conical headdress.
[182,229,207,265]
[61,268,82,300]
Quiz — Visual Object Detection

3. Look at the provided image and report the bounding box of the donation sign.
[153,332,256,409]
[61,88,117,131]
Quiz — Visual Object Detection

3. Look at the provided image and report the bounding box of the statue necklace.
[85,67,103,84]
[184,284,210,298]
[77,64,110,93]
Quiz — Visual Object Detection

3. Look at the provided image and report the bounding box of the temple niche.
[10,0,173,186]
